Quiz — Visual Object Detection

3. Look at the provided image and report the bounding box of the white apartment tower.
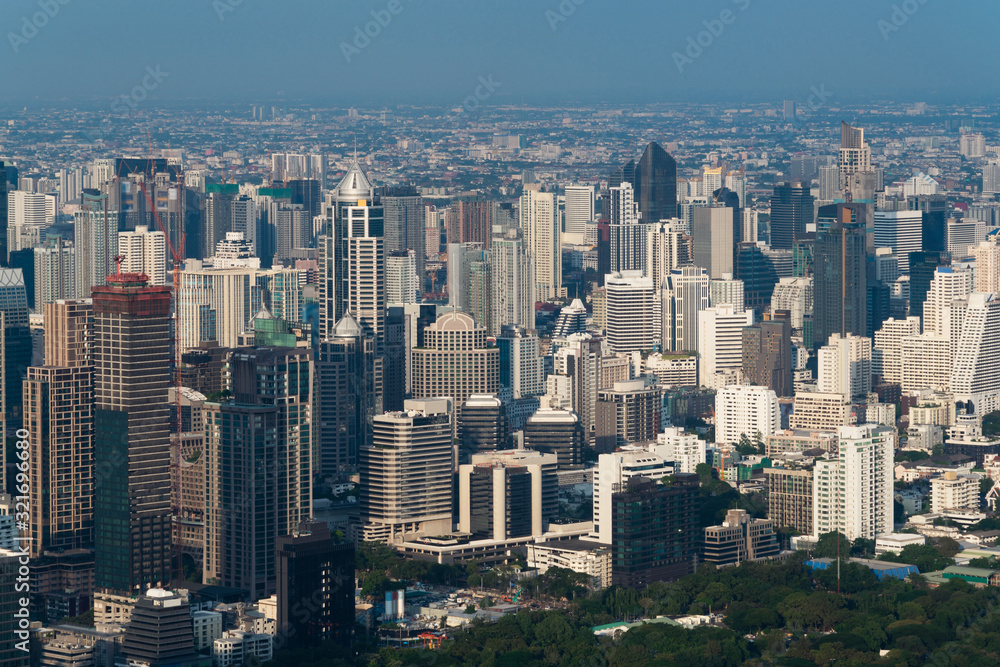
[923,267,972,336]
[974,241,1000,293]
[697,304,754,388]
[874,211,922,273]
[816,333,872,401]
[951,293,1000,415]
[813,424,894,541]
[118,225,167,285]
[872,316,921,383]
[563,185,594,244]
[605,271,660,353]
[715,385,780,446]
[900,333,952,393]
[520,186,561,302]
[386,250,420,305]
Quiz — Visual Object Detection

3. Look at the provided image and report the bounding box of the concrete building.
[923,267,972,336]
[608,182,645,274]
[490,226,535,334]
[651,427,706,474]
[523,407,585,471]
[813,424,895,541]
[663,266,709,353]
[120,589,204,667]
[214,631,273,667]
[470,449,559,526]
[874,211,922,273]
[458,460,543,540]
[605,271,660,353]
[118,225,167,285]
[547,333,602,442]
[386,249,420,305]
[900,333,952,393]
[563,185,595,244]
[645,352,698,388]
[973,241,1000,293]
[520,186,561,301]
[697,304,754,388]
[742,314,792,397]
[178,261,261,351]
[692,206,735,279]
[595,380,661,453]
[703,509,780,565]
[410,311,499,422]
[710,273,745,311]
[593,449,673,544]
[765,465,814,534]
[816,333,872,401]
[497,326,544,399]
[203,347,313,599]
[951,293,1000,415]
[24,300,93,558]
[873,317,922,384]
[359,398,454,543]
[930,472,980,513]
[527,539,611,588]
[764,430,838,457]
[789,392,854,432]
[715,385,780,446]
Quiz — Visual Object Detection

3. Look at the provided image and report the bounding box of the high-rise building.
[458,394,510,455]
[458,461,540,540]
[92,271,173,595]
[117,224,168,288]
[605,271,660,353]
[698,304,754,388]
[692,206,734,279]
[7,190,55,257]
[551,298,588,338]
[271,201,311,265]
[520,187,561,302]
[646,218,686,290]
[813,424,894,541]
[633,142,678,224]
[764,465,814,535]
[610,475,698,588]
[874,211,922,273]
[548,333,602,442]
[592,450,673,544]
[178,262,261,350]
[770,277,813,333]
[872,316,921,384]
[839,121,872,194]
[816,333,872,401]
[316,313,374,475]
[770,182,813,250]
[359,398,454,542]
[24,300,93,558]
[818,165,840,201]
[984,159,1000,195]
[120,589,205,667]
[0,161,7,266]
[490,227,535,334]
[973,241,1000,293]
[447,242,486,315]
[951,293,1000,415]
[900,333,952,393]
[0,268,29,444]
[923,267,972,335]
[204,346,313,598]
[381,186,425,280]
[813,204,868,348]
[609,182,644,273]
[710,273,745,311]
[960,133,986,159]
[33,239,76,307]
[497,326,544,399]
[564,185,595,243]
[73,191,118,298]
[736,242,782,316]
[410,312,499,421]
[908,250,951,321]
[664,266,709,353]
[715,385,780,445]
[595,380,661,453]
[276,522,355,647]
[741,313,792,397]
[449,199,494,247]
[523,407,585,471]
[386,250,419,305]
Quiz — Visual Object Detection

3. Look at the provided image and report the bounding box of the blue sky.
[1,0,995,106]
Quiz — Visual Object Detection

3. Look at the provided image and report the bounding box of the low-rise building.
[875,533,926,556]
[526,539,611,589]
[213,630,273,667]
[930,472,981,513]
[702,509,780,565]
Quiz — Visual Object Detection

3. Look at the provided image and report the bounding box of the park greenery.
[268,538,1000,666]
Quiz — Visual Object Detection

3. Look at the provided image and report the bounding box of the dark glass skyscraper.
[770,181,814,250]
[633,142,677,223]
[813,204,868,348]
[93,273,173,594]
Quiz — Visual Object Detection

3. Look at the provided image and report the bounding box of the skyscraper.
[874,211,922,274]
[316,313,374,475]
[25,300,93,558]
[523,407,585,471]
[951,293,1000,416]
[386,250,419,305]
[633,142,678,223]
[118,225,168,285]
[74,191,118,298]
[381,186,425,280]
[204,346,313,598]
[664,266,710,353]
[358,398,454,542]
[449,199,494,247]
[605,271,660,353]
[813,425,894,541]
[770,182,814,250]
[692,206,734,279]
[609,182,644,274]
[698,304,754,388]
[490,227,535,334]
[520,186,561,302]
[92,271,173,594]
[0,269,31,441]
[839,121,872,194]
[741,313,792,397]
[715,385,780,445]
[33,239,76,307]
[563,185,595,243]
[0,161,7,266]
[813,204,868,348]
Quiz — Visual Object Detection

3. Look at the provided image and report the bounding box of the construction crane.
[137,154,187,582]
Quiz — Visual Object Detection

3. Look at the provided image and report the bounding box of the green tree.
[813,531,851,559]
[850,537,875,558]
